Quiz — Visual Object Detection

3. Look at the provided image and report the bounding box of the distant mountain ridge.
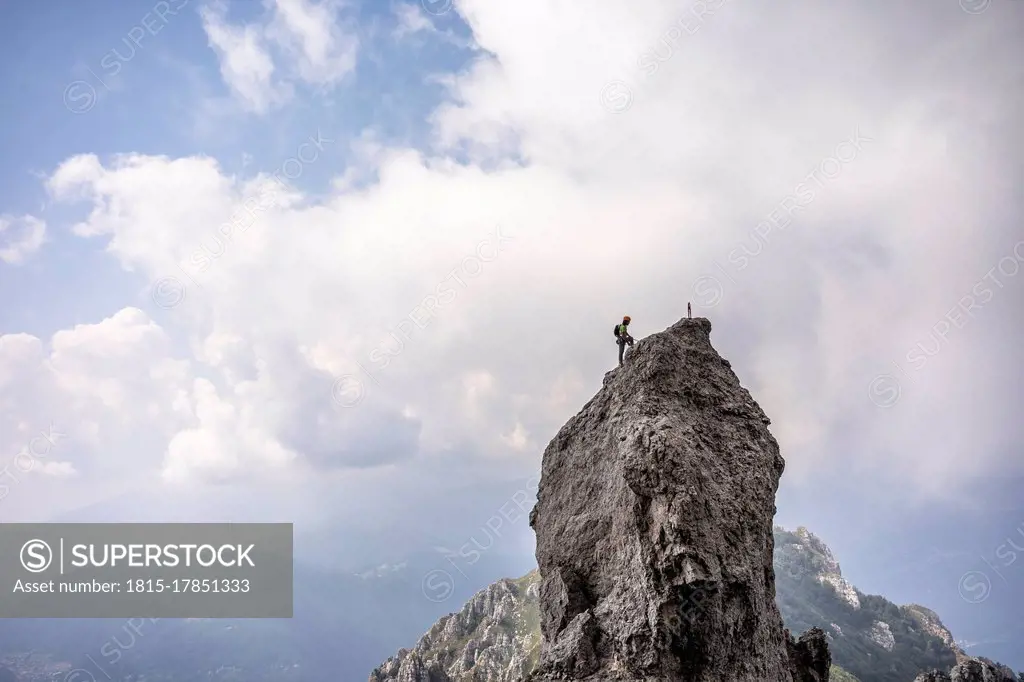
[0,549,537,682]
[774,527,953,681]
[369,527,1021,682]
[774,527,1019,682]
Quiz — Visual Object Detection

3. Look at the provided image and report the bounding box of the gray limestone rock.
[913,673,952,682]
[786,627,831,681]
[368,574,539,682]
[526,317,826,681]
[914,658,1019,682]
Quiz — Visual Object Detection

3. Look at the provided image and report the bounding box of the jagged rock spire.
[526,317,828,681]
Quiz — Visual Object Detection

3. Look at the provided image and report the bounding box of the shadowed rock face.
[786,628,832,681]
[526,317,827,682]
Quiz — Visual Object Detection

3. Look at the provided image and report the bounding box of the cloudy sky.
[1,0,1022,669]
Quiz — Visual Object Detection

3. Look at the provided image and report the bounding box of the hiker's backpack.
[613,323,620,338]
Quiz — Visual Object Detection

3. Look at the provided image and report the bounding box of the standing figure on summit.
[614,315,634,366]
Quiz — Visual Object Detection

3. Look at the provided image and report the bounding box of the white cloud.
[0,309,193,517]
[199,1,288,113]
[392,3,433,40]
[0,214,46,264]
[389,1,474,50]
[12,0,1024,505]
[32,461,78,477]
[44,154,105,200]
[199,0,357,112]
[266,0,358,84]
[501,422,529,451]
[161,377,298,484]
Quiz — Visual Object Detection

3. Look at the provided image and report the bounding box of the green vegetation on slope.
[830,665,861,682]
[774,528,957,682]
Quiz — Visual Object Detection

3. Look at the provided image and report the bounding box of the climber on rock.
[614,315,634,366]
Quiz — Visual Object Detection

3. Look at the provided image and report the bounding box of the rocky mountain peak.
[368,572,541,682]
[901,604,965,662]
[794,528,840,571]
[366,530,1020,682]
[365,316,1020,682]
[778,526,860,610]
[526,317,829,681]
[913,657,1019,682]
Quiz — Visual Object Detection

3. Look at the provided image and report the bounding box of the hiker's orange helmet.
[623,316,631,323]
